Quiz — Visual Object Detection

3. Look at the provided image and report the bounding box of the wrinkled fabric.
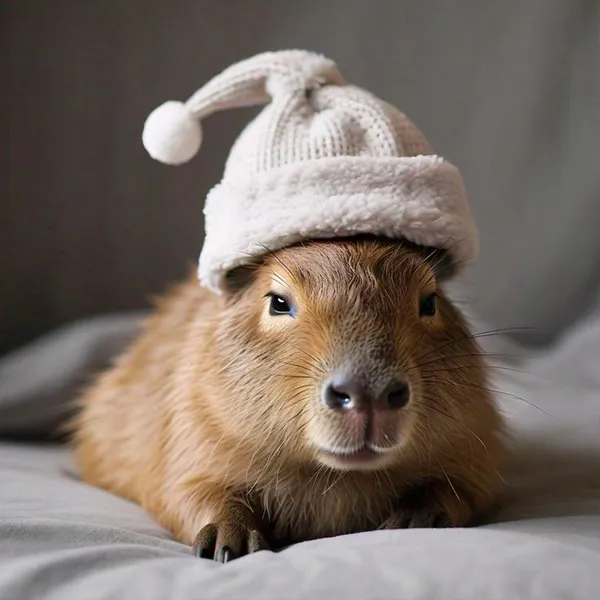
[0,307,598,599]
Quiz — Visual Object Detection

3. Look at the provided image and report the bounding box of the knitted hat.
[142,50,477,294]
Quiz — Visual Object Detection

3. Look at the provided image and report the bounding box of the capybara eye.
[419,293,437,317]
[267,293,294,316]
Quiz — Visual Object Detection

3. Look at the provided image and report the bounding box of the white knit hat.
[142,50,477,293]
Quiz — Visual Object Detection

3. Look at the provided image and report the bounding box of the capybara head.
[211,237,490,472]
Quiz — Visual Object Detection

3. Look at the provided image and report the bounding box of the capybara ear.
[416,246,455,282]
[222,263,262,296]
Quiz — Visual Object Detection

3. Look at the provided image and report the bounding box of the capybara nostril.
[382,380,410,410]
[322,377,363,411]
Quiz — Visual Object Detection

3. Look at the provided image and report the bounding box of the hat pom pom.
[142,101,202,165]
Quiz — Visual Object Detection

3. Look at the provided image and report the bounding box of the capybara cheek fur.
[71,238,506,556]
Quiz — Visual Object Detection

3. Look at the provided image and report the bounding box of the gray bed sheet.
[1,308,599,599]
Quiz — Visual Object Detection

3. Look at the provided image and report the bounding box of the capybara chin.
[72,237,505,562]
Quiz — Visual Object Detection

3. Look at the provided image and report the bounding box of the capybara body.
[72,238,505,560]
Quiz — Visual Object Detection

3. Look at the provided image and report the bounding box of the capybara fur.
[72,237,505,561]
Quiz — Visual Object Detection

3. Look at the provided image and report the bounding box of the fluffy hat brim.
[198,155,477,293]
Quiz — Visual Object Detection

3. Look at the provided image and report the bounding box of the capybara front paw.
[380,480,474,530]
[192,503,270,562]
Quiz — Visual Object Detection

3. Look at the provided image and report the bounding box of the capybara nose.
[322,375,410,412]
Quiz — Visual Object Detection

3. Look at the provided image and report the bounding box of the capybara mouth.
[317,443,396,470]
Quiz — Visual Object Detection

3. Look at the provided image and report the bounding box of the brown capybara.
[72,237,505,562]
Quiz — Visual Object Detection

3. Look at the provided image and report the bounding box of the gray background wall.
[2,0,599,354]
